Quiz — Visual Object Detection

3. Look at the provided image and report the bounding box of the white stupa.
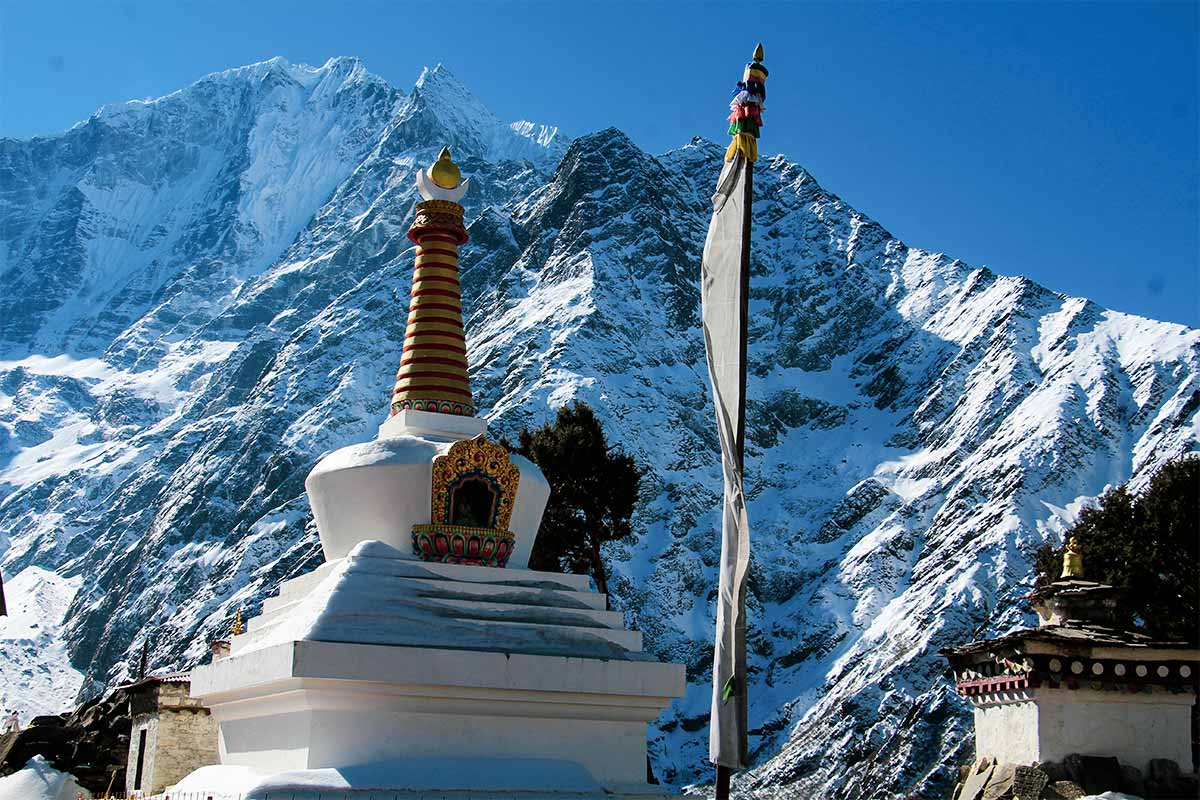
[179,148,685,799]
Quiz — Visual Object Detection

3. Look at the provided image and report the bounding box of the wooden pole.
[716,139,754,800]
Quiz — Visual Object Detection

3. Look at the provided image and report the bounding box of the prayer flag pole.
[700,43,767,800]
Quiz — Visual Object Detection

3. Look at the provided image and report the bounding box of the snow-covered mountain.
[1,57,1196,799]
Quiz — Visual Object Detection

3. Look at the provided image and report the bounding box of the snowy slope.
[0,567,83,719]
[0,58,1196,800]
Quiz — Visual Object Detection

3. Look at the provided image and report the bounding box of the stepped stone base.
[183,542,684,798]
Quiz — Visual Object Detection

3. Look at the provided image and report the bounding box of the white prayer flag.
[701,153,752,770]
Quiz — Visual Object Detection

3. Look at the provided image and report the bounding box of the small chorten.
[941,535,1199,775]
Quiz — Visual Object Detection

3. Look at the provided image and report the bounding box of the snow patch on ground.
[0,756,90,800]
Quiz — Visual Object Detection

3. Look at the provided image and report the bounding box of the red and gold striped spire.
[390,147,475,418]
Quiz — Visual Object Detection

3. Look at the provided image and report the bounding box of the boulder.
[1062,753,1122,795]
[960,763,996,800]
[1011,765,1048,800]
[1049,780,1085,799]
[1145,758,1199,798]
[1038,761,1068,783]
[1119,764,1146,798]
[982,763,1016,799]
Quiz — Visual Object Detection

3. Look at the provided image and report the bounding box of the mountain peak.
[410,63,498,127]
[396,64,565,166]
[88,56,391,128]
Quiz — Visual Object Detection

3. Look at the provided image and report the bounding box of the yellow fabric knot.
[725,133,758,163]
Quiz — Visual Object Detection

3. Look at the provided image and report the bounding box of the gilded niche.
[412,436,522,568]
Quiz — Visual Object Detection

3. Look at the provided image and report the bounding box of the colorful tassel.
[727,119,761,137]
[727,103,762,122]
[723,46,767,163]
[731,81,767,102]
[725,133,758,163]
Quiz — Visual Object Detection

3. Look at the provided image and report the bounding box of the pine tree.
[508,402,640,602]
[1033,456,1199,643]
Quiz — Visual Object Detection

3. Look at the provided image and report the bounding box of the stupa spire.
[390,147,474,417]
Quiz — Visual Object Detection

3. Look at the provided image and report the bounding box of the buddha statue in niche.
[412,436,522,568]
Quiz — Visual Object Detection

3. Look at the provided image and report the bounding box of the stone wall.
[125,715,158,794]
[155,681,207,711]
[150,707,218,791]
[125,687,218,796]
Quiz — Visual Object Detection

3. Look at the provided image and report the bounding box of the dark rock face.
[0,688,132,792]
[1,57,1198,800]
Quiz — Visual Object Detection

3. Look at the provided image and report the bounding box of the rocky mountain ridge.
[1,57,1196,799]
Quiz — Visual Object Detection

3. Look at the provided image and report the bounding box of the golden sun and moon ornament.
[415,146,469,203]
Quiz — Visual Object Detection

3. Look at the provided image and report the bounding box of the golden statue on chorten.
[1060,535,1084,579]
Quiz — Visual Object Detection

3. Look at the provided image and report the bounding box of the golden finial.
[1060,536,1084,579]
[753,43,764,62]
[231,608,244,636]
[429,146,462,190]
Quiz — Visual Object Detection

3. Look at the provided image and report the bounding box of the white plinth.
[379,409,488,441]
[186,542,685,798]
[194,641,678,789]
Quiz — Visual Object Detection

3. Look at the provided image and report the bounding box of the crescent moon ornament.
[416,146,469,202]
[417,169,469,202]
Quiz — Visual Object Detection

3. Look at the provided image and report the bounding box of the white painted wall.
[974,699,1040,764]
[972,688,1195,770]
[1035,690,1194,769]
[306,436,441,561]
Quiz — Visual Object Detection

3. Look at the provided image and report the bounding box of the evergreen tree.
[1033,456,1199,643]
[508,402,640,601]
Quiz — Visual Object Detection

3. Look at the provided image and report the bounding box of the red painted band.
[406,314,463,325]
[402,342,467,354]
[407,302,462,313]
[395,369,470,382]
[411,287,461,299]
[411,276,461,288]
[400,356,469,368]
[416,248,460,258]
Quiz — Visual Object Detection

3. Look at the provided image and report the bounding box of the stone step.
[232,606,641,655]
[252,585,616,634]
[270,561,337,605]
[343,554,595,592]
[261,573,608,618]
[411,596,624,629]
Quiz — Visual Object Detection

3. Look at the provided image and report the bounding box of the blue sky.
[2,1,1196,326]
